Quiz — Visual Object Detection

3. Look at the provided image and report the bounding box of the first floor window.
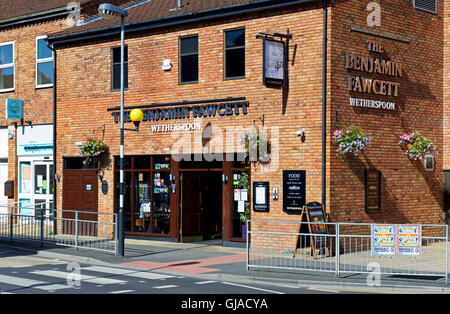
[224,28,245,79]
[0,42,14,91]
[179,35,198,84]
[36,36,54,87]
[112,46,128,91]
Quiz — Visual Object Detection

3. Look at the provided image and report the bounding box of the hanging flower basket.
[398,131,436,160]
[332,126,372,157]
[240,128,271,164]
[78,137,106,165]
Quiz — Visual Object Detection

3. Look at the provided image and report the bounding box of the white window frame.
[36,35,54,89]
[0,41,15,93]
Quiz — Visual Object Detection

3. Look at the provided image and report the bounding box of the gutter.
[48,0,318,45]
[0,7,72,30]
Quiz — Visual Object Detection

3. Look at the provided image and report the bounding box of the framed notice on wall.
[263,39,285,88]
[253,181,269,212]
[365,169,381,212]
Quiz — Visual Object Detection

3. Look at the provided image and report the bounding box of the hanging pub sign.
[253,181,269,212]
[283,170,306,214]
[263,39,285,88]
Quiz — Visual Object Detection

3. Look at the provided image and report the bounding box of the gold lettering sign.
[346,40,401,97]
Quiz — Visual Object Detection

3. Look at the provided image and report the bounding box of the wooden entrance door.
[63,169,98,236]
[181,174,203,239]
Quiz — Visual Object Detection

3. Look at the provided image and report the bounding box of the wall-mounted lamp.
[222,174,228,183]
[129,108,144,131]
[296,128,306,143]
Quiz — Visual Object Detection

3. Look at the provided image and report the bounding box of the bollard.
[40,207,44,247]
[9,206,13,243]
[335,223,340,277]
[75,211,78,250]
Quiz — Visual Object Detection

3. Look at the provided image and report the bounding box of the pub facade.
[48,0,446,245]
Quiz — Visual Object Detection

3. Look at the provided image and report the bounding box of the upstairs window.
[179,35,198,84]
[0,41,14,92]
[112,46,128,91]
[224,28,245,79]
[36,36,54,88]
[414,0,437,13]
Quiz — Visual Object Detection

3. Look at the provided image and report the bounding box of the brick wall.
[0,18,68,206]
[444,0,450,171]
[54,2,325,236]
[329,0,444,225]
[53,0,446,242]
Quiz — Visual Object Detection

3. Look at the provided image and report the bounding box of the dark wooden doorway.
[62,169,98,236]
[180,171,222,241]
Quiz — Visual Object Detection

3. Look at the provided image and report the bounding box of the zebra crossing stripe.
[81,266,174,280]
[0,274,71,291]
[153,285,178,289]
[30,270,127,285]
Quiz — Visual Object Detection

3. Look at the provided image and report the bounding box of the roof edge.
[0,0,93,30]
[48,0,320,46]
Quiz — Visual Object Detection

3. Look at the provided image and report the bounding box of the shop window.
[134,156,151,170]
[36,36,54,88]
[115,155,171,236]
[179,35,198,84]
[19,162,31,194]
[153,155,171,170]
[113,156,132,170]
[224,28,245,79]
[0,41,14,92]
[232,171,250,239]
[232,153,250,169]
[112,46,128,91]
[152,171,170,234]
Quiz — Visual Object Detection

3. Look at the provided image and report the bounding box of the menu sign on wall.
[283,170,306,214]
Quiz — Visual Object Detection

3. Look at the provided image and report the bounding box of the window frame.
[36,36,54,89]
[0,41,15,93]
[223,27,246,80]
[413,0,437,14]
[111,45,129,92]
[179,34,199,85]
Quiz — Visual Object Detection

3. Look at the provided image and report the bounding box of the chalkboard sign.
[299,202,330,258]
[283,170,306,214]
[305,202,327,233]
[253,181,269,212]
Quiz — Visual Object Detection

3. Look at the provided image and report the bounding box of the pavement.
[1,237,450,294]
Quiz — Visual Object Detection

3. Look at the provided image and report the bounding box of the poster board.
[371,224,396,256]
[397,224,421,256]
[253,181,269,212]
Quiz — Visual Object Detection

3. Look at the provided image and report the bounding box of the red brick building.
[47,0,446,245]
[0,0,138,220]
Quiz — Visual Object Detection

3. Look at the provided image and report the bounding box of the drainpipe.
[318,0,328,212]
[49,42,57,212]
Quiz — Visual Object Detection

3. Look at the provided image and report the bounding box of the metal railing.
[0,204,118,255]
[246,220,448,285]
